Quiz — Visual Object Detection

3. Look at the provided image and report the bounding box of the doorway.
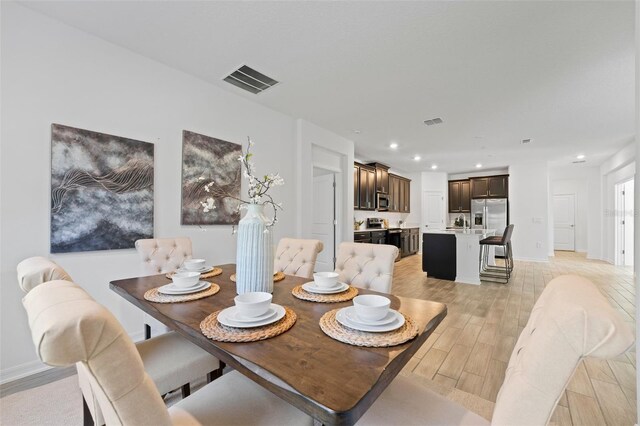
[423,191,444,231]
[553,194,576,251]
[615,178,634,266]
[313,169,337,271]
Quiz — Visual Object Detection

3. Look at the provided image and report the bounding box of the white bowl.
[353,295,391,322]
[171,271,200,288]
[313,272,339,288]
[234,292,273,318]
[183,258,206,271]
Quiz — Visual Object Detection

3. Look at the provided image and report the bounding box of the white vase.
[236,203,274,294]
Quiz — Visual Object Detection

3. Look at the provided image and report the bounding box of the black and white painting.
[181,131,241,225]
[50,124,154,253]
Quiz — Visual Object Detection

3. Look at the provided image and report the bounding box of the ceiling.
[21,1,635,174]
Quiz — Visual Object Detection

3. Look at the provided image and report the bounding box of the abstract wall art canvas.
[181,131,241,225]
[50,124,154,253]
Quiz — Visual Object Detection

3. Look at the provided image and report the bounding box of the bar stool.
[479,224,514,283]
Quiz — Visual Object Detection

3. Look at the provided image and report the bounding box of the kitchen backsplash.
[354,211,420,229]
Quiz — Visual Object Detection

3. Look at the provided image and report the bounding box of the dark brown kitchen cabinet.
[471,175,509,198]
[368,163,389,194]
[353,164,360,209]
[401,179,410,213]
[389,175,401,212]
[400,228,419,257]
[388,174,411,213]
[358,165,376,210]
[449,180,470,213]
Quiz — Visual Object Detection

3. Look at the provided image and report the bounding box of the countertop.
[424,228,495,237]
[355,227,420,232]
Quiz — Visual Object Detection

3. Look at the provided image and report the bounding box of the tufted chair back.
[274,238,324,279]
[135,237,193,275]
[17,256,72,294]
[492,275,634,426]
[335,243,399,293]
[22,280,172,426]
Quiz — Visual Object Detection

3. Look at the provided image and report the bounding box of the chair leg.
[181,383,191,398]
[144,324,151,340]
[82,396,94,426]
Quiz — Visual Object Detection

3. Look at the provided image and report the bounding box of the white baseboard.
[0,359,51,385]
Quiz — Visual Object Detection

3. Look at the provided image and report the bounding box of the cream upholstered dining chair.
[357,275,634,426]
[135,237,193,339]
[22,279,313,426]
[334,242,399,293]
[274,238,324,279]
[17,256,222,426]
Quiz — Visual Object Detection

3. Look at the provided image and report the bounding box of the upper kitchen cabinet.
[389,173,411,213]
[368,163,390,194]
[448,180,470,212]
[356,163,376,210]
[353,164,360,209]
[470,175,509,198]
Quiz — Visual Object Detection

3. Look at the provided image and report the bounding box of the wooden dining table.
[110,264,447,426]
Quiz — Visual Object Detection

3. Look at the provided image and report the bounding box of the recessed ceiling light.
[431,164,438,170]
[414,155,421,161]
[353,129,361,134]
[576,154,585,160]
[389,142,398,149]
[475,163,482,168]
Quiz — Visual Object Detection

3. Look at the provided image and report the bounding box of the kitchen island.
[422,228,496,285]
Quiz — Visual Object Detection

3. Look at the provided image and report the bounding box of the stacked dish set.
[336,295,405,332]
[217,292,286,329]
[158,258,213,295]
[303,272,349,294]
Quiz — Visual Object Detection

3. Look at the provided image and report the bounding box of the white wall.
[549,166,601,254]
[508,163,549,261]
[0,3,329,382]
[297,119,354,244]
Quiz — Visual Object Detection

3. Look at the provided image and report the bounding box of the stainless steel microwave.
[377,193,389,211]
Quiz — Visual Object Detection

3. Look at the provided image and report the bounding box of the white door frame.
[312,166,341,269]
[615,178,634,266]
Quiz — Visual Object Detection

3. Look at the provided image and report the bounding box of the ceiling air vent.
[424,117,443,126]
[223,65,278,94]
[572,160,586,164]
[521,138,532,144]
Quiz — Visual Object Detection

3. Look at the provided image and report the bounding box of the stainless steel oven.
[377,193,389,211]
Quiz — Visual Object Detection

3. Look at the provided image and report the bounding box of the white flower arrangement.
[201,137,284,230]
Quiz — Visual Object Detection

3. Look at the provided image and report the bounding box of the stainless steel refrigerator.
[472,198,508,256]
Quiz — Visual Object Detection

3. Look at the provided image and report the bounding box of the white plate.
[302,282,349,294]
[217,304,286,328]
[228,307,278,323]
[336,307,405,332]
[343,306,398,326]
[158,281,211,295]
[177,265,214,274]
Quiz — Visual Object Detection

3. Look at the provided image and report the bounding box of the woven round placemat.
[229,271,285,283]
[200,307,297,342]
[319,309,419,347]
[291,285,358,303]
[165,267,223,280]
[144,283,220,303]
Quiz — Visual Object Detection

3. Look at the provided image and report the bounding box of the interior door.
[553,194,575,251]
[623,180,634,265]
[423,191,444,230]
[312,173,335,271]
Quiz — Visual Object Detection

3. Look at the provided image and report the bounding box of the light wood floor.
[393,251,637,426]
